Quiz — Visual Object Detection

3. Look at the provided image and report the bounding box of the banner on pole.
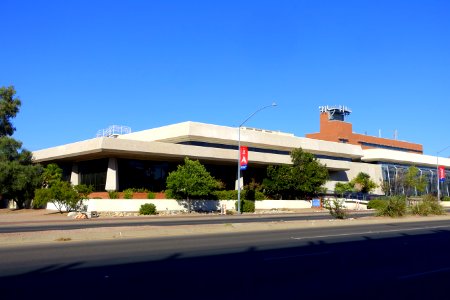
[439,166,446,182]
[240,146,248,170]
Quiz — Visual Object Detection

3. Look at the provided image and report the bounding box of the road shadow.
[1,229,450,300]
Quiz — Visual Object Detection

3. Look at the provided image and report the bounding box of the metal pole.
[437,154,440,201]
[237,126,242,214]
[237,103,277,214]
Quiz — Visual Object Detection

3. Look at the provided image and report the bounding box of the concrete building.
[33,107,450,197]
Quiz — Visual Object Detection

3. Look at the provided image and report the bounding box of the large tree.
[263,148,328,199]
[351,172,378,194]
[166,157,219,212]
[0,86,42,208]
[403,166,427,197]
[0,86,21,137]
[0,137,42,208]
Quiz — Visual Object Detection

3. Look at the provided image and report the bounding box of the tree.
[0,86,42,209]
[403,166,427,197]
[0,86,21,137]
[0,137,42,208]
[42,163,63,187]
[263,148,328,199]
[166,157,219,212]
[351,172,378,194]
[334,182,354,198]
[34,164,93,213]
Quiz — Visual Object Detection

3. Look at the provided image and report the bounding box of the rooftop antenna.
[97,125,131,138]
[394,129,398,140]
[378,129,381,138]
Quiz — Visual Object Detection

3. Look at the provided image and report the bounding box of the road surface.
[1,218,450,299]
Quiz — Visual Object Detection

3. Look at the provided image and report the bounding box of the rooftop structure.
[306,106,423,154]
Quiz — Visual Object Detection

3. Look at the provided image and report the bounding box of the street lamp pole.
[437,145,450,201]
[237,103,277,214]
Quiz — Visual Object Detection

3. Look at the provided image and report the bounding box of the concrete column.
[105,158,119,191]
[70,163,79,185]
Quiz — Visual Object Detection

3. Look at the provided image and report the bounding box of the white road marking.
[290,224,450,240]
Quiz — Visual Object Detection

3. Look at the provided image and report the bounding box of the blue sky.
[2,0,450,156]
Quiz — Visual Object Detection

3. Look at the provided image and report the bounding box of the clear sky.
[2,0,450,156]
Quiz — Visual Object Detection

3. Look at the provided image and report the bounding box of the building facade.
[33,109,450,198]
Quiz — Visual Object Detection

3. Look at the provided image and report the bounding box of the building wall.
[306,113,423,154]
[325,162,384,194]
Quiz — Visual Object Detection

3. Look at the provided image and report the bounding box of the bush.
[107,190,119,199]
[367,199,388,210]
[442,196,450,202]
[147,191,156,199]
[324,198,347,219]
[376,196,407,217]
[139,203,158,215]
[410,195,445,216]
[123,188,134,199]
[214,190,238,200]
[133,188,149,193]
[213,190,266,201]
[32,188,52,208]
[235,199,255,213]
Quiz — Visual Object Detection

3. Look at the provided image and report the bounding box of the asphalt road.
[0,211,374,233]
[1,219,450,299]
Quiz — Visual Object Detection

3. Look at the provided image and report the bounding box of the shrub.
[411,195,445,216]
[213,190,266,201]
[32,188,52,208]
[324,198,347,219]
[235,199,255,213]
[139,203,158,215]
[367,199,388,210]
[147,191,156,199]
[123,188,134,199]
[376,196,407,217]
[107,190,119,199]
[214,190,238,200]
[442,196,450,202]
[252,191,266,201]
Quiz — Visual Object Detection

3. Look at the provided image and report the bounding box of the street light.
[437,145,450,201]
[237,103,277,214]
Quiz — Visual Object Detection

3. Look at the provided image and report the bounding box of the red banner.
[439,166,446,182]
[240,146,248,170]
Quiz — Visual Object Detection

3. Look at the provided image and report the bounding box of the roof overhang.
[362,149,450,168]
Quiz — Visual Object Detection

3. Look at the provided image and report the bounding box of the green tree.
[0,86,42,209]
[42,163,63,187]
[334,182,354,198]
[34,164,93,213]
[263,148,328,199]
[403,166,427,197]
[0,137,42,208]
[0,86,21,137]
[351,172,378,194]
[166,157,220,212]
